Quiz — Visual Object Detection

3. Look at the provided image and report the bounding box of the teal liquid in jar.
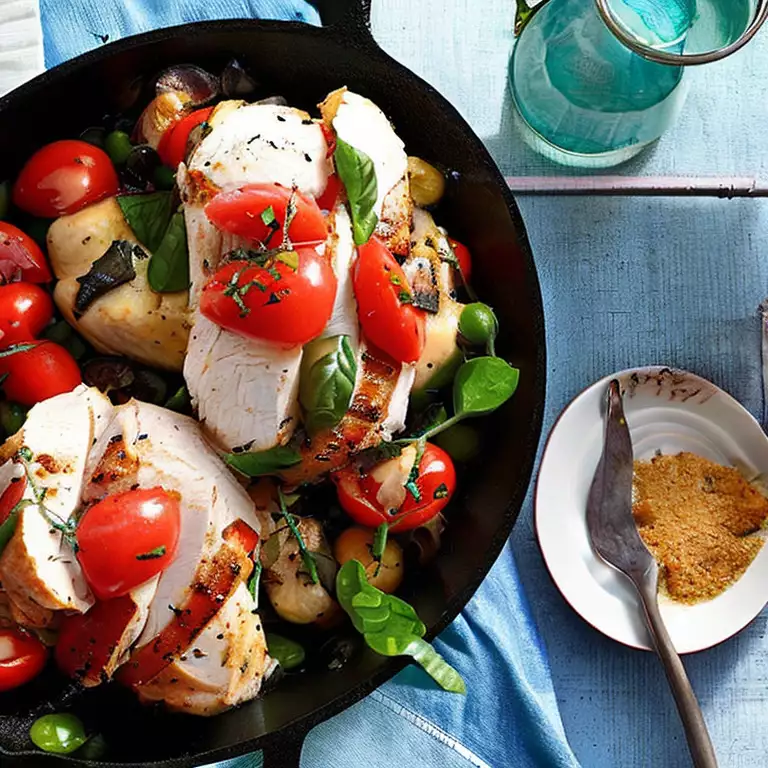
[509,0,756,167]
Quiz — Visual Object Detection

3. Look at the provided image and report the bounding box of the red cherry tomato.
[0,475,26,524]
[157,107,214,169]
[76,487,181,601]
[0,340,81,406]
[0,627,47,692]
[334,443,456,532]
[317,174,342,212]
[55,595,139,685]
[0,283,54,348]
[0,223,52,283]
[353,236,426,363]
[13,140,119,218]
[200,248,337,346]
[447,238,472,283]
[205,184,327,245]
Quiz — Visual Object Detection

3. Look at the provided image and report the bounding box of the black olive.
[79,126,106,149]
[83,358,135,395]
[317,633,362,672]
[220,59,260,99]
[122,144,162,192]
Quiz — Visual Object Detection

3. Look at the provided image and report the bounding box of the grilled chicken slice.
[264,517,340,626]
[279,344,409,486]
[47,198,190,372]
[320,88,412,256]
[134,582,273,715]
[181,101,332,453]
[184,313,302,452]
[322,203,359,347]
[0,386,113,627]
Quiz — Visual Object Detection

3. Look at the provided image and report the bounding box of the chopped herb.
[276,250,299,270]
[0,343,37,360]
[266,292,281,305]
[389,273,402,286]
[398,290,413,305]
[404,439,426,502]
[277,488,318,585]
[136,545,167,560]
[433,483,449,500]
[266,266,282,280]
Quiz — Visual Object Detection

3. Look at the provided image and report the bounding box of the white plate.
[535,366,768,654]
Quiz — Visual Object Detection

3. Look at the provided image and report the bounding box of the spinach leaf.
[224,445,302,477]
[299,335,357,436]
[147,211,189,292]
[334,138,378,245]
[336,559,465,693]
[117,192,174,252]
[75,240,146,314]
[452,356,520,417]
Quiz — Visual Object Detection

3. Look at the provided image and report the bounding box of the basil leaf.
[452,357,520,418]
[299,335,357,436]
[117,192,174,252]
[148,211,189,293]
[334,138,378,246]
[336,560,465,693]
[224,445,302,477]
[75,240,146,314]
[164,384,191,414]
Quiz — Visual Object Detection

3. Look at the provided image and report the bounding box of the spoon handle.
[636,577,718,768]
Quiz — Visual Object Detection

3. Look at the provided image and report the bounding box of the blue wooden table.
[374,1,768,765]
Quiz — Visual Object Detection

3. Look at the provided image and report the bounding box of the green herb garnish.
[224,445,302,477]
[336,560,465,693]
[334,138,378,245]
[0,343,37,359]
[260,205,276,227]
[277,487,318,585]
[136,545,166,560]
[117,192,174,252]
[147,211,189,292]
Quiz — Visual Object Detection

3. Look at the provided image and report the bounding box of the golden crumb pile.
[633,452,768,604]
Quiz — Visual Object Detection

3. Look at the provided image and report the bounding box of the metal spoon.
[586,379,718,768]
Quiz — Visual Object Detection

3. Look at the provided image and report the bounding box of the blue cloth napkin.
[37,3,580,766]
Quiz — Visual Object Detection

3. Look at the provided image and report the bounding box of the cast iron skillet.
[0,1,545,765]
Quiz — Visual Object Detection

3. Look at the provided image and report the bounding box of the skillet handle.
[259,730,306,768]
[314,0,374,39]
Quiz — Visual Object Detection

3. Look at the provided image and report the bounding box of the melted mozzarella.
[322,204,359,347]
[188,103,330,197]
[332,91,408,219]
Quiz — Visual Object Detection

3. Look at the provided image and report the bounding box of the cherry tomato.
[0,283,54,348]
[76,487,181,601]
[0,475,26,524]
[205,184,327,245]
[353,237,426,363]
[0,340,81,406]
[317,174,342,212]
[13,140,119,218]
[200,249,337,347]
[0,222,52,283]
[334,443,456,532]
[55,594,138,685]
[157,107,214,169]
[0,627,47,692]
[447,237,472,283]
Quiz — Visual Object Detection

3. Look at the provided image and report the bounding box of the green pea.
[0,180,9,220]
[434,423,480,462]
[153,165,177,191]
[459,303,499,347]
[30,714,88,755]
[0,401,27,437]
[266,633,306,670]
[104,130,133,166]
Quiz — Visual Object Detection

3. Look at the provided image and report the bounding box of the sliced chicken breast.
[135,582,271,716]
[0,387,113,626]
[181,101,333,453]
[321,88,412,256]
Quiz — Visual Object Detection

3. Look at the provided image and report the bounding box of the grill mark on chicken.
[83,437,140,502]
[279,348,402,485]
